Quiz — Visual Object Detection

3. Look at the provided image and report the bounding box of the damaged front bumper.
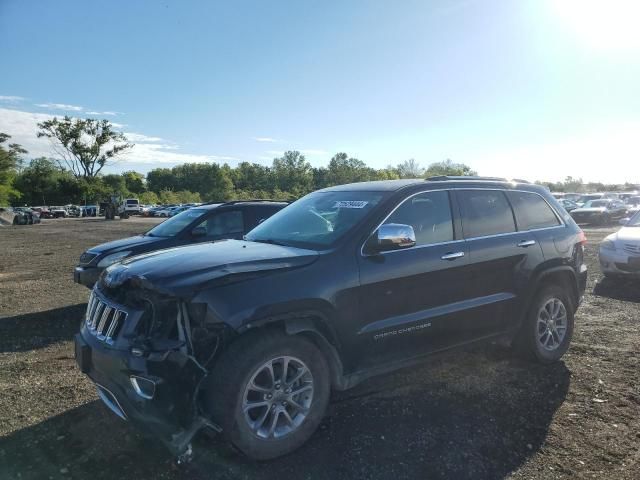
[74,287,222,455]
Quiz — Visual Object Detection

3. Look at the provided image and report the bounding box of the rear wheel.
[517,284,574,363]
[205,331,330,460]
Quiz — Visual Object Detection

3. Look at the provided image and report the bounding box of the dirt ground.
[0,218,638,480]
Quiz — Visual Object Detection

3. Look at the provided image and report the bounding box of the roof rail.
[425,175,530,184]
[213,199,291,207]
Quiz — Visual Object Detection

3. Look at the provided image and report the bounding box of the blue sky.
[1,0,639,183]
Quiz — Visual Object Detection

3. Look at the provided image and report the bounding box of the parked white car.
[599,211,640,279]
[155,205,182,217]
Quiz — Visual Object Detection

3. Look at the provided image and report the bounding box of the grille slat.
[623,243,640,255]
[84,290,127,344]
[91,303,105,329]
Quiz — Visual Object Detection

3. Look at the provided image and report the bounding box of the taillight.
[578,229,587,246]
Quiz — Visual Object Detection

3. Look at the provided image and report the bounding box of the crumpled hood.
[89,235,160,254]
[101,239,319,295]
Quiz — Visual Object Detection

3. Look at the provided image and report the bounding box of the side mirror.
[191,226,207,237]
[369,223,416,253]
[619,218,630,226]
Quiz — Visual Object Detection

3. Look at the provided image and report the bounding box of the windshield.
[584,200,609,208]
[245,191,384,249]
[628,211,640,226]
[146,208,207,237]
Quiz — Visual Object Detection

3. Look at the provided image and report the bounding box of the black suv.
[75,178,587,461]
[73,200,287,288]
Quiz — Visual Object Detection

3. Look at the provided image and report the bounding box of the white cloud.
[265,150,283,155]
[0,107,237,171]
[0,108,58,158]
[85,110,119,116]
[35,103,84,112]
[0,95,25,102]
[116,142,238,166]
[125,132,164,143]
[254,136,277,142]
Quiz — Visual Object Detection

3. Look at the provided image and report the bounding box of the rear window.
[506,191,561,231]
[458,190,516,238]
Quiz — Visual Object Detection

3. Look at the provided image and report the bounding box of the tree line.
[0,116,482,205]
[4,116,634,207]
[3,144,478,206]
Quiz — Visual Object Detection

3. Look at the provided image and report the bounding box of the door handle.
[441,251,465,260]
[517,240,536,248]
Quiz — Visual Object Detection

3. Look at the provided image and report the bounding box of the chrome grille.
[623,243,640,256]
[85,290,127,344]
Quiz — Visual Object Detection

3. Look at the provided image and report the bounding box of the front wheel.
[516,285,574,363]
[205,331,330,460]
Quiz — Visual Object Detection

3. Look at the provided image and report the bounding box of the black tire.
[121,211,129,219]
[516,284,574,364]
[205,331,330,460]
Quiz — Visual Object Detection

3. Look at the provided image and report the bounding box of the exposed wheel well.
[535,269,579,314]
[231,316,346,391]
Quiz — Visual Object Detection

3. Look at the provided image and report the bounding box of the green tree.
[423,159,477,178]
[158,189,180,204]
[325,153,377,186]
[13,157,66,205]
[272,151,313,194]
[175,190,202,203]
[232,162,273,192]
[122,171,146,194]
[146,168,175,193]
[102,174,129,196]
[0,133,27,204]
[139,191,159,205]
[396,158,423,178]
[36,116,133,178]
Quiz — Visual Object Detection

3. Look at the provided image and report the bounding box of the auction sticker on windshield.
[334,200,368,208]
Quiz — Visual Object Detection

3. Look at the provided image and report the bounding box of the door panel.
[357,241,470,366]
[356,190,471,367]
[463,232,544,333]
[455,189,546,335]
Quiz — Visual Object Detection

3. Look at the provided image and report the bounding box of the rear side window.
[507,191,561,230]
[458,190,516,238]
[384,191,453,246]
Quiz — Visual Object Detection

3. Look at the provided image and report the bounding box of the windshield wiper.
[248,238,289,247]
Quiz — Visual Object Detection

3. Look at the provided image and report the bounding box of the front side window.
[197,210,244,237]
[506,191,561,231]
[146,208,208,237]
[246,191,384,249]
[383,191,453,246]
[458,190,516,238]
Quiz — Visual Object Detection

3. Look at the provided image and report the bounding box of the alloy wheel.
[537,298,568,351]
[242,356,314,439]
